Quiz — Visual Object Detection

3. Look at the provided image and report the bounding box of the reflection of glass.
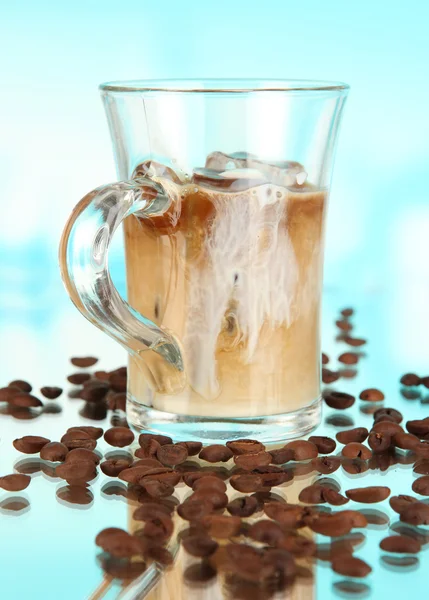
[60,79,348,443]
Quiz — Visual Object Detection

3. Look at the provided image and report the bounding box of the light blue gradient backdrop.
[1,1,429,598]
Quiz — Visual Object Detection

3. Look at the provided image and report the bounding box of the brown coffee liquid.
[125,153,326,417]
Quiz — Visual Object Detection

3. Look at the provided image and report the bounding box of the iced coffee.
[125,152,326,417]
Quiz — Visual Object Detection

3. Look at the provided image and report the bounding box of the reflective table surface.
[1,285,428,600]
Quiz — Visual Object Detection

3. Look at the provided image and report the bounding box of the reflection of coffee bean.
[308,436,336,454]
[156,443,188,466]
[312,456,341,474]
[336,427,368,444]
[341,443,371,459]
[322,368,340,384]
[56,485,94,506]
[107,392,126,411]
[400,373,420,386]
[13,436,50,454]
[0,474,31,491]
[104,427,134,448]
[226,439,265,455]
[345,486,390,503]
[177,441,203,456]
[40,442,69,462]
[380,535,421,553]
[40,386,63,400]
[332,555,371,577]
[227,496,258,517]
[342,458,369,475]
[373,407,403,423]
[323,391,355,409]
[269,447,294,464]
[182,534,219,557]
[359,388,385,401]
[100,459,130,477]
[79,381,109,403]
[133,503,172,521]
[225,544,268,583]
[336,319,353,332]
[285,440,318,461]
[184,562,217,584]
[201,515,241,539]
[199,445,233,463]
[234,451,272,470]
[138,433,172,446]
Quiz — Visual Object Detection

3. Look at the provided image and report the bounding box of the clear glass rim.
[99,78,349,94]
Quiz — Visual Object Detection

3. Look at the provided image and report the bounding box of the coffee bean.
[9,393,43,408]
[0,386,21,402]
[252,465,292,486]
[108,372,127,393]
[184,561,217,584]
[100,459,130,477]
[322,353,329,365]
[332,555,371,577]
[56,461,97,484]
[368,431,392,453]
[400,373,420,386]
[338,352,359,365]
[230,473,263,493]
[380,535,421,553]
[141,513,174,541]
[285,440,318,461]
[60,430,97,451]
[308,436,336,454]
[67,426,103,440]
[374,408,403,424]
[227,496,259,517]
[421,376,429,389]
[9,380,32,393]
[414,460,429,475]
[341,308,354,317]
[345,486,390,503]
[199,445,233,463]
[193,476,227,493]
[200,514,241,539]
[412,476,429,496]
[344,336,367,347]
[322,488,349,506]
[191,489,229,510]
[322,368,341,384]
[359,388,385,402]
[178,498,215,521]
[141,479,174,498]
[138,433,172,447]
[248,520,286,546]
[279,534,316,558]
[182,470,220,488]
[107,392,126,411]
[389,495,417,514]
[400,502,429,525]
[70,356,98,368]
[406,419,429,438]
[299,484,326,504]
[156,443,188,466]
[312,456,341,474]
[0,474,31,491]
[234,451,272,471]
[415,441,429,458]
[177,441,202,456]
[139,467,181,487]
[309,512,354,537]
[336,319,353,332]
[13,436,50,454]
[134,503,172,521]
[341,443,371,460]
[135,439,161,459]
[182,533,219,557]
[371,421,403,436]
[336,427,368,444]
[269,447,294,464]
[96,528,142,558]
[40,386,63,400]
[79,381,110,402]
[262,547,297,581]
[323,391,355,410]
[393,432,419,450]
[40,442,69,462]
[104,427,134,448]
[263,503,305,528]
[226,439,265,455]
[119,466,152,484]
[67,373,91,385]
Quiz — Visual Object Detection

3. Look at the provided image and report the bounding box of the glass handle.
[59,177,185,394]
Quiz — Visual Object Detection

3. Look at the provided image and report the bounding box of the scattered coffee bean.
[323,391,355,410]
[230,473,263,493]
[285,440,318,461]
[226,439,265,455]
[79,381,110,402]
[299,484,326,504]
[182,533,219,557]
[389,495,417,514]
[67,373,91,385]
[184,562,217,584]
[312,456,341,474]
[133,503,172,521]
[322,353,329,365]
[60,430,97,451]
[280,534,316,558]
[9,393,43,408]
[40,442,69,462]
[225,544,270,582]
[182,470,220,488]
[336,427,368,444]
[156,443,188,466]
[400,373,420,386]
[0,386,20,402]
[332,555,371,578]
[0,474,31,491]
[406,419,429,438]
[336,319,353,332]
[380,535,421,553]
[341,308,354,317]
[373,407,403,423]
[393,431,419,450]
[234,451,272,470]
[107,392,126,411]
[139,467,181,487]
[342,458,369,475]
[70,356,98,368]
[322,368,341,384]
[95,527,141,557]
[414,460,429,475]
[269,447,294,464]
[412,476,429,496]
[371,421,403,436]
[138,433,172,447]
[400,502,429,525]
[252,465,292,486]
[191,489,228,510]
[104,427,134,448]
[248,520,286,546]
[135,438,161,459]
[309,512,354,537]
[40,386,63,400]
[344,336,366,346]
[199,445,233,463]
[322,487,349,506]
[415,441,429,458]
[309,436,336,454]
[201,514,241,539]
[9,380,32,393]
[141,479,174,498]
[345,486,390,503]
[13,436,50,454]
[359,388,385,402]
[368,431,392,453]
[193,476,227,493]
[177,441,202,456]
[341,443,371,460]
[67,426,103,440]
[227,496,259,517]
[338,352,359,365]
[100,459,130,477]
[56,461,97,484]
[421,376,429,389]
[178,498,215,521]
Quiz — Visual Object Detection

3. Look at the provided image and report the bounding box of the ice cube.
[192,167,266,191]
[133,159,186,184]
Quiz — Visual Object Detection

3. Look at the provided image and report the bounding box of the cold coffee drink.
[125,152,326,418]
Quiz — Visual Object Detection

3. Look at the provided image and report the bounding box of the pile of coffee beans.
[2,315,429,595]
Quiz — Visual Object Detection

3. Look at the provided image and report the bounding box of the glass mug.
[60,79,348,443]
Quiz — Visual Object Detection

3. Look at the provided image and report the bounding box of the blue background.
[0,2,429,599]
